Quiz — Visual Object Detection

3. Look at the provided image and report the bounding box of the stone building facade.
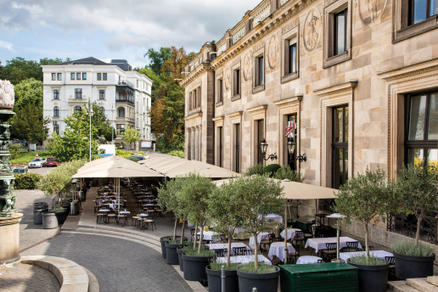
[182,0,438,250]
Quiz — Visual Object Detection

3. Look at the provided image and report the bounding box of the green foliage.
[184,248,214,257]
[264,164,281,176]
[245,164,265,176]
[38,160,85,199]
[11,151,51,165]
[348,256,387,266]
[273,167,303,182]
[0,58,42,84]
[157,177,187,219]
[209,262,240,271]
[237,263,277,274]
[8,144,22,159]
[391,240,434,257]
[166,150,185,158]
[48,103,111,162]
[14,173,42,189]
[121,126,141,149]
[116,149,132,158]
[145,48,172,76]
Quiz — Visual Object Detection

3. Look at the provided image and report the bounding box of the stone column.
[0,80,22,264]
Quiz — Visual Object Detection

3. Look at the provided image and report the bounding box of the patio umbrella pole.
[284,202,288,264]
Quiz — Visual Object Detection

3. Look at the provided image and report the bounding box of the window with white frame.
[74,88,82,99]
[99,89,105,100]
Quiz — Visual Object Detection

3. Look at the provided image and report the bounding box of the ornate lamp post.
[287,137,307,171]
[259,139,277,166]
[0,80,23,264]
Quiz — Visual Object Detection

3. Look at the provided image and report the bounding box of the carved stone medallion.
[224,68,231,90]
[356,0,388,25]
[267,35,279,69]
[243,53,251,81]
[303,8,322,52]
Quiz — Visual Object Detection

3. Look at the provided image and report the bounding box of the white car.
[28,158,46,168]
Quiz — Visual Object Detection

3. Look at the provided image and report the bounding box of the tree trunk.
[253,233,259,270]
[193,223,198,250]
[198,225,204,254]
[180,220,185,245]
[173,218,178,240]
[415,208,425,248]
[365,223,369,260]
[227,234,232,268]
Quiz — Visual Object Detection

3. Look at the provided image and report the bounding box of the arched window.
[53,106,59,118]
[117,107,125,118]
[74,106,82,113]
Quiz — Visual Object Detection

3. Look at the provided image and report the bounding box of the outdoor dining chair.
[321,242,337,262]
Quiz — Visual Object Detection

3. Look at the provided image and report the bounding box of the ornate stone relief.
[243,53,251,81]
[224,68,231,90]
[268,35,279,69]
[303,7,322,52]
[356,0,388,25]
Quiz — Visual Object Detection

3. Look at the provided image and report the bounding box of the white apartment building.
[42,57,153,148]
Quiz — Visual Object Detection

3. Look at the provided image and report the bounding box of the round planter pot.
[42,212,58,229]
[237,265,280,292]
[166,243,182,265]
[206,265,238,292]
[182,254,212,283]
[347,259,389,292]
[177,248,185,271]
[33,208,47,225]
[394,252,435,280]
[54,209,68,225]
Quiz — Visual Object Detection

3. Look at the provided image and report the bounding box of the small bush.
[245,164,265,176]
[184,248,215,257]
[273,167,303,182]
[392,240,434,257]
[9,144,22,159]
[238,263,277,274]
[166,150,184,158]
[264,164,281,177]
[210,262,240,271]
[116,149,132,158]
[348,256,386,266]
[14,173,42,189]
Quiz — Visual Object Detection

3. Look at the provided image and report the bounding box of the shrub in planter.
[273,167,303,182]
[237,263,280,292]
[206,262,240,292]
[42,211,58,229]
[245,164,265,176]
[335,168,393,292]
[182,247,214,282]
[347,256,388,292]
[14,173,42,189]
[263,164,281,177]
[392,164,438,279]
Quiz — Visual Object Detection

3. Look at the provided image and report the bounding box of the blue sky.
[0,0,261,68]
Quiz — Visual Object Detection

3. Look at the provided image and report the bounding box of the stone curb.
[21,255,95,292]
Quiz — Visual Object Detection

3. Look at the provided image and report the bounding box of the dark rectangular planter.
[394,252,435,280]
[206,265,238,292]
[166,243,182,265]
[177,248,185,271]
[182,254,212,282]
[348,260,388,292]
[237,266,280,292]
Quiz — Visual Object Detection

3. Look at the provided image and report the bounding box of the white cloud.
[0,40,13,51]
[0,0,261,52]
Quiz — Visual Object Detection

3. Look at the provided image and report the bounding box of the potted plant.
[234,175,283,292]
[391,164,438,279]
[206,180,246,292]
[335,168,393,292]
[180,174,216,283]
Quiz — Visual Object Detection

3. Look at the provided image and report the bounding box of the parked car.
[28,158,46,168]
[44,157,59,167]
[13,166,28,174]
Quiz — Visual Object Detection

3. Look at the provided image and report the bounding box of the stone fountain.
[0,80,22,264]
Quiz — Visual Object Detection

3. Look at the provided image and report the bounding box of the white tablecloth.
[305,236,362,253]
[234,227,247,234]
[207,242,248,250]
[119,211,130,215]
[216,255,272,265]
[197,231,220,241]
[280,228,302,240]
[340,250,394,262]
[259,213,283,224]
[296,256,323,264]
[268,242,296,262]
[249,232,270,249]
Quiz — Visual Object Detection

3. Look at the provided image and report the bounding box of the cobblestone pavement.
[14,190,58,251]
[22,232,193,292]
[0,263,59,292]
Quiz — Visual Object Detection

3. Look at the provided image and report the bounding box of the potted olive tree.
[181,174,216,283]
[335,168,393,292]
[206,180,246,292]
[392,164,438,279]
[235,175,283,292]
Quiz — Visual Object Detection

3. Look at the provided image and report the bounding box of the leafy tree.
[335,168,394,259]
[122,126,141,150]
[145,47,172,75]
[9,78,48,143]
[234,175,283,269]
[394,164,438,248]
[0,57,41,84]
[208,181,246,267]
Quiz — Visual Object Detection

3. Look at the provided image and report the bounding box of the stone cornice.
[227,111,243,119]
[247,104,268,113]
[212,115,225,122]
[273,95,303,106]
[180,63,210,87]
[378,58,438,81]
[184,111,203,120]
[314,81,358,96]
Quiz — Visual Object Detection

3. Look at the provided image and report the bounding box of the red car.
[44,157,59,167]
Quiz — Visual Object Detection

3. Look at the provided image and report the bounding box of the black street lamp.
[287,137,307,171]
[260,139,277,166]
